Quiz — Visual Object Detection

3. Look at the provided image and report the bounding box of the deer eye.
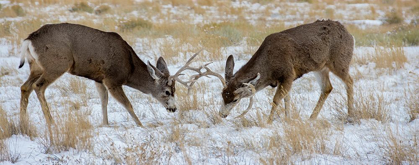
[232,99,238,103]
[165,91,171,96]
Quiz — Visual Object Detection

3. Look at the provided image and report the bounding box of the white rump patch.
[28,41,39,61]
[20,40,40,63]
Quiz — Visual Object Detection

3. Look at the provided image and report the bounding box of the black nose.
[167,108,177,112]
[221,114,227,118]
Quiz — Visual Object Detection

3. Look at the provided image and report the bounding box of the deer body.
[220,20,354,122]
[19,23,183,127]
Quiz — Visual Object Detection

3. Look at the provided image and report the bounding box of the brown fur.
[19,23,177,127]
[221,20,354,122]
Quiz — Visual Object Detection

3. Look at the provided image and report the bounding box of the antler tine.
[235,96,254,119]
[175,62,227,94]
[170,49,228,94]
[171,49,203,79]
[235,83,257,118]
[185,63,227,88]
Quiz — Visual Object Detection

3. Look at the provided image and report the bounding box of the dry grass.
[233,108,266,128]
[0,140,20,163]
[260,118,334,163]
[0,105,36,163]
[352,46,408,71]
[332,88,390,123]
[0,106,38,140]
[69,2,94,13]
[68,77,88,95]
[0,0,418,163]
[354,92,389,122]
[378,126,419,164]
[373,46,407,69]
[105,134,166,164]
[176,85,199,112]
[0,106,17,141]
[40,109,93,153]
[406,85,419,122]
[0,4,25,18]
[348,24,419,46]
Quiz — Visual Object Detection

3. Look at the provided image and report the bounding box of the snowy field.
[0,0,418,164]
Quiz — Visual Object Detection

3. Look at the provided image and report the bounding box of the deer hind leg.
[95,82,109,125]
[309,68,333,119]
[284,93,291,117]
[267,79,293,124]
[106,85,143,127]
[344,76,354,118]
[331,70,354,119]
[33,70,66,126]
[33,48,72,126]
[329,62,355,121]
[20,61,43,121]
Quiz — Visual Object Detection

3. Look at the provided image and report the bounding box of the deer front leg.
[267,80,293,124]
[95,82,109,125]
[107,86,143,127]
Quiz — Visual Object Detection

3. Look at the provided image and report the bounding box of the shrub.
[94,4,111,15]
[0,4,25,17]
[120,18,153,32]
[202,22,243,47]
[70,2,94,13]
[384,10,404,24]
[11,5,25,16]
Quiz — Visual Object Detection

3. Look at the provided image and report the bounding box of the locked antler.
[170,50,227,93]
[235,82,256,118]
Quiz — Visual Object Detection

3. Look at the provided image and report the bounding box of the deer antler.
[235,82,256,119]
[178,63,227,94]
[170,50,227,94]
[168,49,202,87]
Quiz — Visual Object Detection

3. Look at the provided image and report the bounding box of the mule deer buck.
[19,23,201,127]
[192,20,355,123]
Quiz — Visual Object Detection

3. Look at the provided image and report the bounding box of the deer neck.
[126,57,156,94]
[231,60,266,91]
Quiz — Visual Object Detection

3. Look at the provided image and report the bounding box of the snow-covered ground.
[1,1,418,164]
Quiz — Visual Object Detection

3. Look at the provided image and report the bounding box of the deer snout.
[220,113,228,118]
[167,107,177,112]
[219,104,230,118]
[166,96,176,112]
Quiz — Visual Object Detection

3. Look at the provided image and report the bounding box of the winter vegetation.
[0,0,418,164]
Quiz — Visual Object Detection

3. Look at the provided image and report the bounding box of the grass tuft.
[372,46,407,70]
[378,127,419,164]
[383,10,404,25]
[42,109,93,153]
[94,4,111,15]
[0,4,25,17]
[0,106,38,140]
[70,2,94,13]
[120,18,153,32]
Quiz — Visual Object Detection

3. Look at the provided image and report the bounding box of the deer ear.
[156,57,170,76]
[225,55,234,81]
[147,61,162,81]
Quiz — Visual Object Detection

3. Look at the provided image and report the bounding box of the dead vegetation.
[0,0,418,164]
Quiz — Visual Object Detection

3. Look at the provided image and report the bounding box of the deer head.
[220,55,260,118]
[177,54,259,118]
[146,57,177,112]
